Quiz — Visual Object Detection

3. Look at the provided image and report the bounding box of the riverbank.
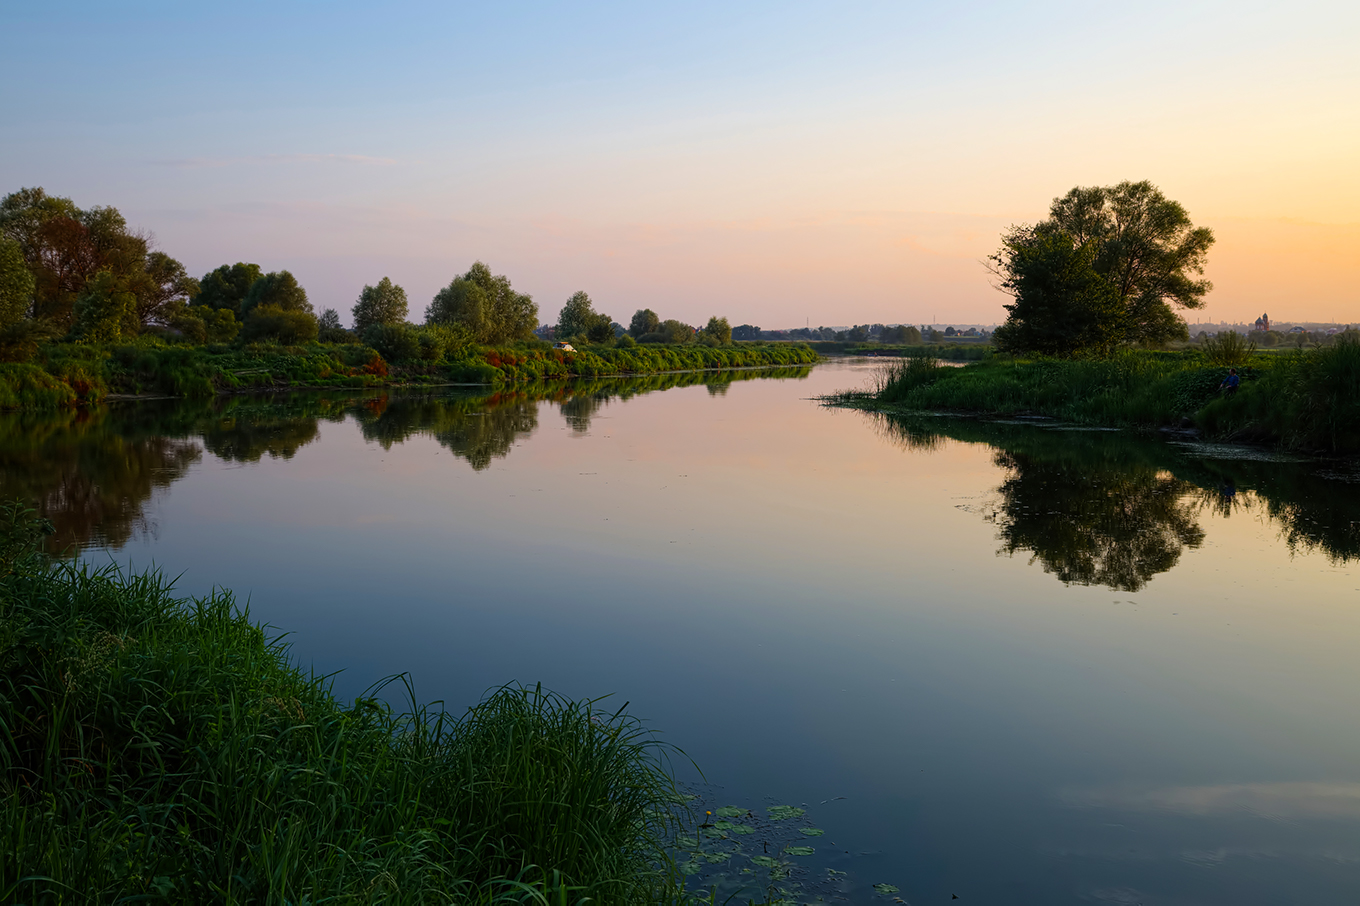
[832,340,1360,453]
[0,501,693,904]
[0,340,818,411]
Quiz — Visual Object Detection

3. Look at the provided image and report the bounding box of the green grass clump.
[0,364,80,410]
[1196,334,1360,451]
[846,338,1360,451]
[0,503,689,904]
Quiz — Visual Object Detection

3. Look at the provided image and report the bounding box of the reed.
[0,502,692,904]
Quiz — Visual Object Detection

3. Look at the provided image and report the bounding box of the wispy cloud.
[155,153,397,169]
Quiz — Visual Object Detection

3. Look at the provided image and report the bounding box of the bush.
[241,305,319,344]
[363,322,421,363]
[1202,330,1255,366]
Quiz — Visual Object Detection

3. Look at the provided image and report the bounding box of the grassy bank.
[839,337,1360,452]
[0,340,819,411]
[0,503,693,904]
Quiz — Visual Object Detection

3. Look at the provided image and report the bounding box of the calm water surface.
[4,360,1360,904]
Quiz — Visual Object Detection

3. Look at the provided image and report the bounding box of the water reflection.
[1,367,812,552]
[989,448,1203,591]
[873,414,1360,590]
[0,408,200,555]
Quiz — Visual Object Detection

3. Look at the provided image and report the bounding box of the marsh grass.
[853,350,1301,437]
[1200,331,1256,367]
[1196,334,1360,451]
[0,503,693,904]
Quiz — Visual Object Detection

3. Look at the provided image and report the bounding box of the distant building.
[1254,312,1271,332]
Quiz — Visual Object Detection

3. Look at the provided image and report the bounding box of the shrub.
[241,305,319,344]
[363,322,421,363]
[1202,330,1255,366]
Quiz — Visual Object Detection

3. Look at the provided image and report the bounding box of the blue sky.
[3,1,1357,327]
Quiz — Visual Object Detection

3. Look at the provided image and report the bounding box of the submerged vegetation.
[0,501,696,904]
[845,334,1360,452]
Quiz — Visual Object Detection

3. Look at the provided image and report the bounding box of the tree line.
[0,187,742,363]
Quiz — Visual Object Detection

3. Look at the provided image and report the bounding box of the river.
[3,359,1358,904]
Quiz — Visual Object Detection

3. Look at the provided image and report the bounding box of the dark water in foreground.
[4,360,1360,905]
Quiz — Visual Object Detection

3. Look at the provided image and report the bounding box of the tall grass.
[0,503,691,904]
[1196,334,1360,451]
[1200,331,1255,367]
[850,340,1360,452]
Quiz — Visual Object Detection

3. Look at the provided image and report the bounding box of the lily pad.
[767,805,805,820]
[675,835,698,849]
[679,861,703,876]
[784,845,815,856]
[873,883,900,895]
[727,824,756,835]
[704,852,731,864]
[800,827,825,837]
[714,806,746,818]
[750,855,781,868]
[700,826,726,839]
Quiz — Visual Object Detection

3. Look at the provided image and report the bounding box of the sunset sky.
[3,1,1356,328]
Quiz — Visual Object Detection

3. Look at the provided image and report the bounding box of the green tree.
[352,277,408,332]
[556,290,595,339]
[654,319,694,344]
[0,188,152,331]
[317,307,351,343]
[628,308,660,338]
[993,181,1214,352]
[556,291,614,343]
[242,271,311,317]
[132,251,199,328]
[699,316,732,345]
[732,324,761,341]
[425,261,537,344]
[0,238,35,331]
[991,228,1126,356]
[74,271,137,342]
[197,263,263,318]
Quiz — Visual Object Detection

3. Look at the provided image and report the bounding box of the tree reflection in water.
[987,450,1203,591]
[0,367,816,553]
[872,413,1360,590]
[0,409,200,555]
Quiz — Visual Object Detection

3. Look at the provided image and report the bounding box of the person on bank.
[1219,368,1240,395]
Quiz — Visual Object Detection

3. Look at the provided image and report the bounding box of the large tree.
[0,239,35,331]
[352,276,408,332]
[197,263,263,317]
[556,291,614,343]
[628,308,660,338]
[0,189,151,330]
[992,181,1214,353]
[425,261,537,344]
[242,270,311,317]
[991,228,1126,356]
[699,316,732,345]
[132,251,199,328]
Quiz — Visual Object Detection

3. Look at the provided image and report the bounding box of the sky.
[2,0,1357,329]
